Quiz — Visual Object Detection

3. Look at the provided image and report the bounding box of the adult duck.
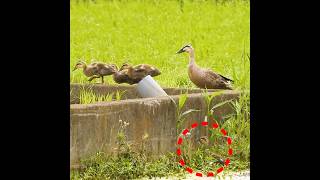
[176,44,233,89]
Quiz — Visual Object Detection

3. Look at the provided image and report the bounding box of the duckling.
[113,65,142,84]
[73,61,117,84]
[134,64,161,77]
[116,63,161,84]
[112,65,136,85]
[176,44,233,90]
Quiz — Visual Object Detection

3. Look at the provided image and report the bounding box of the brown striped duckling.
[176,44,233,90]
[120,63,161,76]
[114,63,161,84]
[112,65,135,84]
[73,60,117,84]
[122,63,161,81]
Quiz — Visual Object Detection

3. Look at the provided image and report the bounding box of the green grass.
[78,86,126,104]
[70,0,250,179]
[71,92,250,179]
[71,0,250,90]
[79,88,113,104]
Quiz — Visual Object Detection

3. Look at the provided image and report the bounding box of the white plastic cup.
[136,75,168,98]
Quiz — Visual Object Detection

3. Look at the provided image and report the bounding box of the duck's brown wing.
[113,71,130,84]
[218,74,233,82]
[135,64,161,76]
[129,66,148,76]
[148,66,161,76]
[95,63,114,75]
[204,69,233,89]
[132,70,148,80]
[134,64,156,72]
[134,64,149,69]
[87,64,99,75]
[134,68,146,73]
[204,69,221,80]
[204,68,232,83]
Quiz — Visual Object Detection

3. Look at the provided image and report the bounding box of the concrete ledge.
[70,84,242,168]
[70,83,219,104]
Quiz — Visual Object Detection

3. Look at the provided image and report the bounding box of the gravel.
[139,170,250,180]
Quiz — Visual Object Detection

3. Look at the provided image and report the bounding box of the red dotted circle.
[176,117,233,177]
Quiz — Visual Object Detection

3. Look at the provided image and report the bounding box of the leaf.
[105,93,113,102]
[179,109,200,119]
[202,90,210,105]
[211,99,233,111]
[203,90,223,106]
[113,90,126,101]
[116,91,121,101]
[178,93,188,111]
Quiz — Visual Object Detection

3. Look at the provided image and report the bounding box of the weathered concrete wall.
[70,85,240,168]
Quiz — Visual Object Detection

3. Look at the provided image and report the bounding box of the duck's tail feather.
[218,74,234,83]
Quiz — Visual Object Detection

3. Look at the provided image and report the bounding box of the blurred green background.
[71,0,250,90]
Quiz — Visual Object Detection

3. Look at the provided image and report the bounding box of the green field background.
[71,0,250,90]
